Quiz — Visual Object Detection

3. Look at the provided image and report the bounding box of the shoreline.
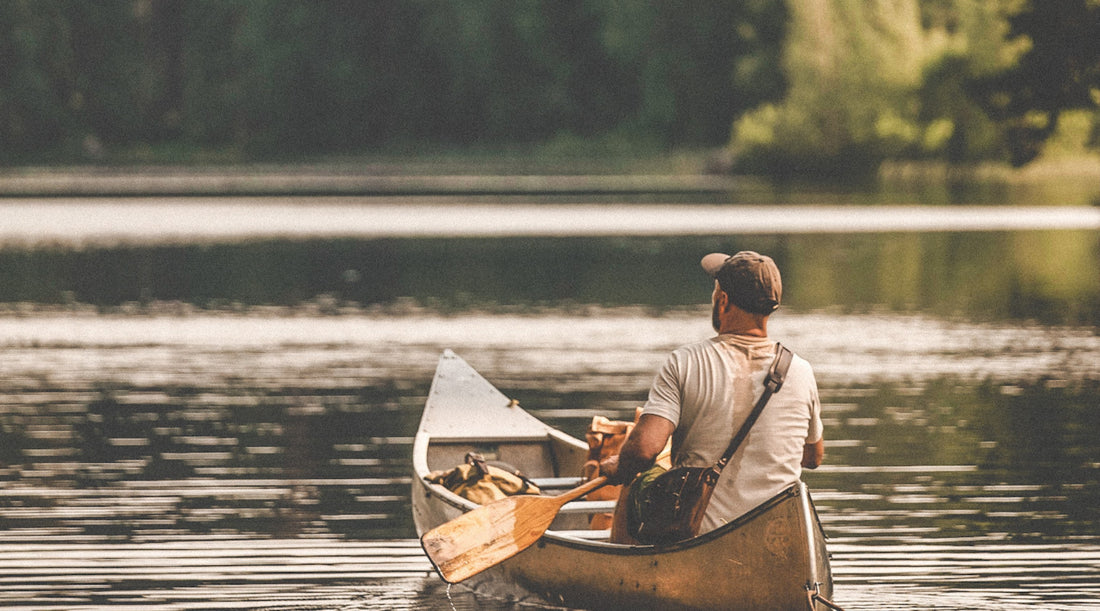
[0,155,1097,199]
[0,170,741,197]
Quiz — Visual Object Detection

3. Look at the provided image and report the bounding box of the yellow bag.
[583,409,673,533]
[582,415,636,529]
[426,453,541,505]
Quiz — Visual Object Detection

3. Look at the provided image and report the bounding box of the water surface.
[0,195,1097,609]
[2,198,1098,244]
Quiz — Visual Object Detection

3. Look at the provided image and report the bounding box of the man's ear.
[716,288,730,311]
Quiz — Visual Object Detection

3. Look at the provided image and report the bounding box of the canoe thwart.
[530,476,586,489]
[557,500,617,515]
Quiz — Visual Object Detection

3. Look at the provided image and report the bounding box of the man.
[600,251,824,536]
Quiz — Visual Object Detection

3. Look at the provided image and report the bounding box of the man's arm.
[599,413,675,485]
[802,438,824,469]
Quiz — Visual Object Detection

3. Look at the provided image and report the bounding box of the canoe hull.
[412,350,834,611]
[507,486,830,610]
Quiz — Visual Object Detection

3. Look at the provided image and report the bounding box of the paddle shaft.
[422,476,609,583]
[551,475,608,504]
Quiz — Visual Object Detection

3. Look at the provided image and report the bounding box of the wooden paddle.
[421,476,609,583]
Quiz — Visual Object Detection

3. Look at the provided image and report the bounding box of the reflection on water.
[0,200,1098,325]
[832,543,1100,611]
[0,539,430,609]
[0,308,1097,609]
[2,199,1098,243]
[0,198,1097,609]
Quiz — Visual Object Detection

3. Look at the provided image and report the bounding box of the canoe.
[412,350,835,611]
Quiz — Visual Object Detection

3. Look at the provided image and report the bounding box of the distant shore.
[879,157,1100,185]
[0,168,741,197]
[0,154,1097,201]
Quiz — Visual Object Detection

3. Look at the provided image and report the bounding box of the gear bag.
[426,452,540,505]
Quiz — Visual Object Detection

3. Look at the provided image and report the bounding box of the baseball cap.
[700,251,782,314]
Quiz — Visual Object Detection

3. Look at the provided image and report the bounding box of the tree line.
[0,0,1096,176]
[730,0,1100,178]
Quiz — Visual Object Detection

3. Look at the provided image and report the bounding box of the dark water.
[0,194,1098,610]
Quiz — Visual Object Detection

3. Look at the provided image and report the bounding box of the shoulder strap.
[711,343,794,473]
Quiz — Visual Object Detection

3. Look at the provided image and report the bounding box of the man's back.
[641,334,822,532]
[599,250,825,540]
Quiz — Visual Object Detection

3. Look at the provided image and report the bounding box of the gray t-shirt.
[642,334,823,532]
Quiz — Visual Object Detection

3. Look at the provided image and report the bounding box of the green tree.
[969,0,1100,166]
[0,0,791,162]
[729,0,935,179]
[915,1,1027,163]
[0,1,77,161]
[0,0,195,161]
[619,0,787,146]
[731,1,1068,177]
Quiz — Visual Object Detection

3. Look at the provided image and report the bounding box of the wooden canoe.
[412,350,835,611]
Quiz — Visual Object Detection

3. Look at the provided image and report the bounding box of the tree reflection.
[2,232,1095,325]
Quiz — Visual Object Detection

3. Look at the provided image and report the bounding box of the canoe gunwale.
[417,468,817,557]
[539,482,803,553]
[416,421,811,555]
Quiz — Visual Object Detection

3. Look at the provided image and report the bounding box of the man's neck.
[716,309,769,337]
[723,328,767,337]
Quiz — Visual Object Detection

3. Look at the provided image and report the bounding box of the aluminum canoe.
[412,349,835,611]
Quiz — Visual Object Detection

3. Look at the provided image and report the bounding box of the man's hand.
[598,455,629,485]
[600,413,675,486]
[802,439,825,469]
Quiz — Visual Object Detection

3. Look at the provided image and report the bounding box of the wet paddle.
[421,476,609,583]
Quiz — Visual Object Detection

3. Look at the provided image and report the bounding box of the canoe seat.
[530,476,585,489]
[549,529,612,541]
[558,500,617,515]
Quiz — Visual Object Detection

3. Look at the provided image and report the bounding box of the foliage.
[729,0,1100,177]
[968,0,1100,166]
[916,0,1029,163]
[729,0,1027,178]
[0,0,786,163]
[0,0,1096,172]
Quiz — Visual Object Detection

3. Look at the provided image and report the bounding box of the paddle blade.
[421,476,607,584]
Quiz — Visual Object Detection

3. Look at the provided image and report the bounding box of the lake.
[0,179,1098,610]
